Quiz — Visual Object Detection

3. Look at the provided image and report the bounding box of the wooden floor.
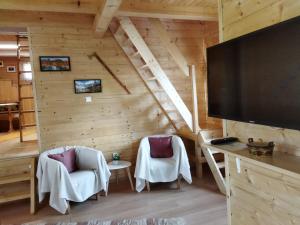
[0,127,39,160]
[0,175,227,225]
[0,127,37,142]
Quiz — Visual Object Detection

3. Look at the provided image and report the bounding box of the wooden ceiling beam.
[94,0,122,36]
[0,0,218,21]
[0,0,100,14]
[117,1,218,21]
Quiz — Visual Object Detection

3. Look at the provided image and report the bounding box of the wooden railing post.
[190,64,200,134]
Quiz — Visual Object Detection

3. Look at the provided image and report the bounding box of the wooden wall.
[26,15,220,163]
[219,0,300,156]
[0,57,18,103]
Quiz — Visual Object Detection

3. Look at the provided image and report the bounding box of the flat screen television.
[207,16,300,131]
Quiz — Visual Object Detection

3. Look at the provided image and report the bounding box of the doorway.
[0,27,37,153]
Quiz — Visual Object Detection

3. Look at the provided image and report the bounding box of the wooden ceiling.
[0,0,218,37]
[0,0,218,20]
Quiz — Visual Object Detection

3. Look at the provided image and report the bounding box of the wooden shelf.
[0,173,31,185]
[0,111,19,114]
[20,83,33,86]
[0,156,36,214]
[20,96,34,100]
[21,110,35,113]
[0,190,30,204]
[21,124,36,128]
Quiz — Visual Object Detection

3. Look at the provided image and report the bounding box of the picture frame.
[6,66,16,73]
[39,56,71,72]
[74,79,102,94]
[0,60,3,67]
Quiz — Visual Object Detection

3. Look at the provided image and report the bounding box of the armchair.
[134,135,192,192]
[37,146,111,214]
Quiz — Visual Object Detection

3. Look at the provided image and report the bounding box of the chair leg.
[105,181,109,197]
[146,181,150,192]
[66,201,71,214]
[177,176,181,190]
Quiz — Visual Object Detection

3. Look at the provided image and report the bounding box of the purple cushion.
[149,136,173,158]
[48,149,78,173]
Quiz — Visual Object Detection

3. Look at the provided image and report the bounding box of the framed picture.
[0,60,3,67]
[39,56,71,72]
[6,66,16,72]
[74,79,102,94]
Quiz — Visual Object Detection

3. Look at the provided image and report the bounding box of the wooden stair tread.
[216,161,225,169]
[21,124,36,128]
[146,77,157,81]
[0,173,31,185]
[20,96,34,100]
[211,149,221,154]
[139,64,148,70]
[0,190,30,204]
[154,89,165,92]
[19,83,32,86]
[130,51,140,57]
[0,111,19,114]
[20,110,35,113]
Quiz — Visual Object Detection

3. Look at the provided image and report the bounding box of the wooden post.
[190,64,199,134]
[190,64,202,178]
[30,157,36,214]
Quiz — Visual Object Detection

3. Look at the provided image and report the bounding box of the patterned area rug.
[23,218,185,225]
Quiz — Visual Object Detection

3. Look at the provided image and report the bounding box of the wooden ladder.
[198,129,226,194]
[109,17,199,136]
[16,35,36,142]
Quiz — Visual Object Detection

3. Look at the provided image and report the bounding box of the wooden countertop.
[202,142,300,179]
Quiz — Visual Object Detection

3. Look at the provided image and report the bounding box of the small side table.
[107,160,134,194]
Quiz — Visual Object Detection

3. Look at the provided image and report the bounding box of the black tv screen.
[207,16,300,130]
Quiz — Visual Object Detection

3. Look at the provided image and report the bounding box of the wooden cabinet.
[202,142,300,225]
[227,154,300,225]
[0,156,36,214]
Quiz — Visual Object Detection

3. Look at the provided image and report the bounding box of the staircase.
[198,129,226,195]
[108,17,226,194]
[109,17,199,138]
[16,35,36,142]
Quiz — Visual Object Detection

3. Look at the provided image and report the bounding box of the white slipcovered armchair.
[37,146,111,214]
[134,135,192,192]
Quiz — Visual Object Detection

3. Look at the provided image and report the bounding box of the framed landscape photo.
[74,79,102,94]
[39,56,71,72]
[6,66,16,72]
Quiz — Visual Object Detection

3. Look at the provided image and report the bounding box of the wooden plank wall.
[220,0,300,156]
[227,154,300,225]
[28,17,220,163]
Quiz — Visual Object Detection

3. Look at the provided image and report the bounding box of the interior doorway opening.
[0,27,37,154]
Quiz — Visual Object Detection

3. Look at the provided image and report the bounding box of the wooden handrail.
[88,52,131,94]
